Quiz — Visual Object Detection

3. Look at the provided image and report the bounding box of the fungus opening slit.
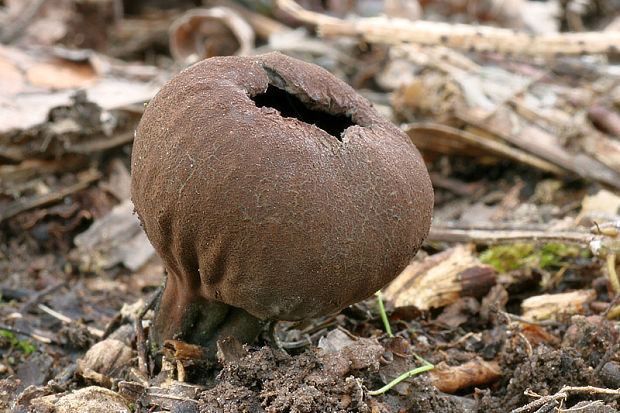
[251,84,355,141]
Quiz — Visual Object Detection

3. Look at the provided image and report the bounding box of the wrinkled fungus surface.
[131,52,433,349]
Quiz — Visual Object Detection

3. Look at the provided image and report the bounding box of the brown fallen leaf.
[169,7,255,65]
[26,59,98,89]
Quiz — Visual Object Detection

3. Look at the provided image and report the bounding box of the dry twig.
[0,169,101,223]
[0,324,53,344]
[136,287,162,376]
[38,303,104,338]
[511,386,620,413]
[277,0,620,56]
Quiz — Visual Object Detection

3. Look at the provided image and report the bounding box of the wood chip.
[383,243,497,311]
[521,290,597,321]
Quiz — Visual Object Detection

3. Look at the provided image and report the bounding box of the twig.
[279,328,328,349]
[511,386,620,413]
[0,169,102,223]
[276,0,620,56]
[603,293,620,320]
[561,401,606,412]
[136,287,162,376]
[501,311,563,327]
[38,303,104,338]
[428,225,596,247]
[301,316,339,336]
[0,325,53,344]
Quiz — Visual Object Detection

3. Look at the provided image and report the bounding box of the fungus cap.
[131,52,433,322]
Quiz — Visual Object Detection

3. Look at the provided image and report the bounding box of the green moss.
[479,243,589,273]
[479,243,534,273]
[0,330,36,355]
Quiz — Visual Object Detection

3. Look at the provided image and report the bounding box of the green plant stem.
[368,353,434,396]
[376,290,393,338]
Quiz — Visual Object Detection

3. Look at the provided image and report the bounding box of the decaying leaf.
[169,7,255,65]
[383,243,497,310]
[429,358,502,394]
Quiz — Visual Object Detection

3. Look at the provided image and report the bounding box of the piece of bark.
[163,340,210,365]
[161,339,216,381]
[429,358,502,393]
[99,158,131,201]
[0,155,88,186]
[75,363,114,389]
[580,127,620,176]
[521,290,597,321]
[581,189,620,218]
[383,243,497,311]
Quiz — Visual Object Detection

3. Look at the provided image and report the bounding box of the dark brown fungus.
[131,52,434,361]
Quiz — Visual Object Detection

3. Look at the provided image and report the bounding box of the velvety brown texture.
[131,52,433,343]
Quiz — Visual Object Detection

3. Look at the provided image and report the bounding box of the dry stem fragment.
[277,0,620,56]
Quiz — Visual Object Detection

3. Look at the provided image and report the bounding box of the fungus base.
[150,275,265,363]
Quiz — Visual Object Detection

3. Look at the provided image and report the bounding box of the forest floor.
[1,0,620,412]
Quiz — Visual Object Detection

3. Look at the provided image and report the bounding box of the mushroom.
[131,52,433,360]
